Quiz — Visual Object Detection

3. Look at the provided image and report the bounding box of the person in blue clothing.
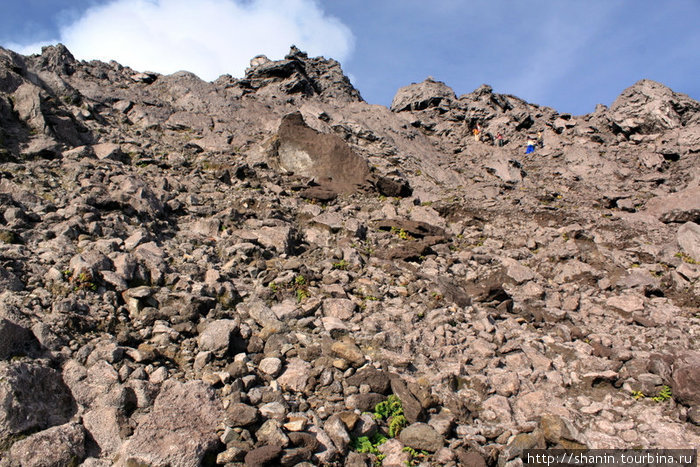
[525,138,536,154]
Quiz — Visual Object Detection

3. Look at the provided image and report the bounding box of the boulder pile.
[0,43,698,466]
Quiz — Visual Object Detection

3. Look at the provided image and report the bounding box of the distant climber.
[496,132,504,147]
[472,125,481,142]
[537,130,544,148]
[526,138,536,154]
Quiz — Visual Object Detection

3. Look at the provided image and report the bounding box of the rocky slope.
[0,43,698,466]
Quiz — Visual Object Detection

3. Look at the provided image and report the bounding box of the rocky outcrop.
[0,43,698,465]
[610,79,700,135]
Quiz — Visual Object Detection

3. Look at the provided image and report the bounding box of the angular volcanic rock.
[270,111,371,193]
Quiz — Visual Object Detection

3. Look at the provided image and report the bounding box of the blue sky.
[1,0,698,115]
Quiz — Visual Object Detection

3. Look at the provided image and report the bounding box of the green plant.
[392,228,412,241]
[295,288,310,303]
[332,259,349,270]
[72,271,97,292]
[293,275,309,303]
[388,414,407,437]
[674,252,698,264]
[351,433,387,455]
[652,385,672,402]
[373,395,407,437]
[374,395,403,420]
[403,446,430,465]
[631,385,673,402]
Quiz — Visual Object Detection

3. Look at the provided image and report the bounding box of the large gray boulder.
[0,362,75,446]
[677,222,700,261]
[270,111,371,194]
[115,380,224,467]
[644,184,700,224]
[0,319,40,359]
[4,422,86,467]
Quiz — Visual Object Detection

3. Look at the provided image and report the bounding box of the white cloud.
[15,0,354,81]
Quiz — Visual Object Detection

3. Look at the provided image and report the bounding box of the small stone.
[284,416,307,432]
[331,339,365,367]
[607,294,644,313]
[323,298,356,320]
[346,366,391,394]
[500,431,545,462]
[398,422,444,452]
[217,446,246,463]
[277,358,311,392]
[427,410,455,437]
[378,438,411,466]
[259,357,283,376]
[324,414,351,453]
[225,403,258,427]
[198,319,239,356]
[456,449,488,467]
[346,393,385,412]
[259,401,288,421]
[256,419,290,447]
[434,447,457,465]
[244,445,282,467]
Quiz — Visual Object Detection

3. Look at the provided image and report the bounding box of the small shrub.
[374,394,403,420]
[652,385,672,402]
[388,414,407,437]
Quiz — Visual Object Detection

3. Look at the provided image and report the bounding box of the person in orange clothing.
[472,124,481,142]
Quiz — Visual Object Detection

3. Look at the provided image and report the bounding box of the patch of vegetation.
[631,385,673,403]
[0,230,19,244]
[332,259,349,270]
[73,271,98,292]
[374,395,403,419]
[388,414,408,438]
[351,396,411,465]
[403,446,430,465]
[267,274,311,303]
[351,433,387,456]
[295,288,310,303]
[391,226,413,241]
[293,275,310,303]
[652,385,673,402]
[373,395,408,437]
[674,252,698,265]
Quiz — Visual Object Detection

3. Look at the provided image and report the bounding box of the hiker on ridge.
[472,124,481,142]
[496,132,504,147]
[526,138,536,154]
[537,130,544,148]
